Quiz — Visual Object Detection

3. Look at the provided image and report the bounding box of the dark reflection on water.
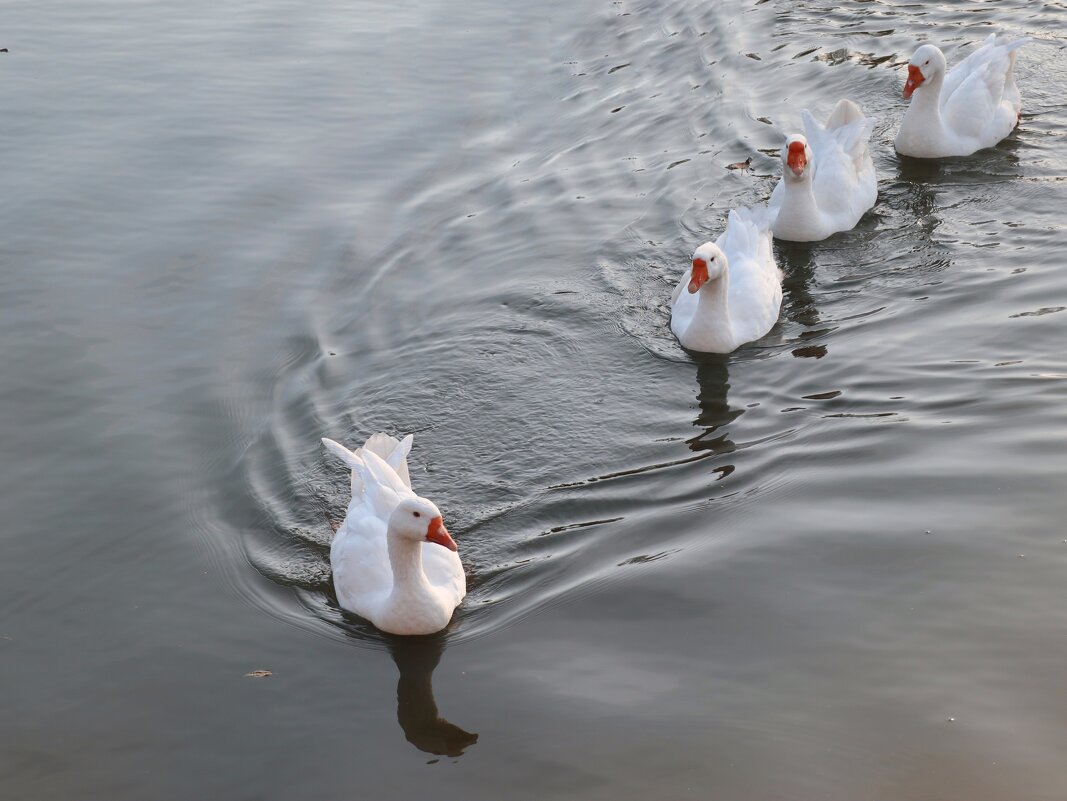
[777,240,822,328]
[388,635,478,758]
[686,357,739,455]
[896,154,950,183]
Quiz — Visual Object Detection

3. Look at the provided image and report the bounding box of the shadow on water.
[386,633,478,758]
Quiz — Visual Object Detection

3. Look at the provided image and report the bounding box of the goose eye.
[413,511,421,518]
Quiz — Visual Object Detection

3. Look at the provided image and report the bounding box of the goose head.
[688,242,728,294]
[782,135,813,181]
[389,497,458,551]
[904,45,945,99]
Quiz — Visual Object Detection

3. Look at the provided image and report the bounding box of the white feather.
[768,99,878,242]
[896,35,1028,158]
[670,206,783,354]
[322,433,466,635]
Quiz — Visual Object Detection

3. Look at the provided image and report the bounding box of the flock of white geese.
[671,34,1027,352]
[323,35,1029,636]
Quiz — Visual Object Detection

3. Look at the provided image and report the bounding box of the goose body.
[322,433,465,636]
[670,206,783,354]
[768,99,877,242]
[895,34,1028,158]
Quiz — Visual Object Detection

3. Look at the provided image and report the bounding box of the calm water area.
[2,1,1066,798]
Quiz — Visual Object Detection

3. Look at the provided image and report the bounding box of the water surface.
[2,1,1067,798]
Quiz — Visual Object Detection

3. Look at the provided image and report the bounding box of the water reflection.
[894,159,945,242]
[774,241,832,359]
[896,154,947,184]
[686,357,739,458]
[776,241,821,330]
[386,634,478,758]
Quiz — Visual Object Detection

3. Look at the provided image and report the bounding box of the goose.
[670,206,782,354]
[895,34,1028,158]
[322,433,465,636]
[768,99,877,242]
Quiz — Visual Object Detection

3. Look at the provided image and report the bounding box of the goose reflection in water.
[687,357,740,459]
[896,130,1021,235]
[777,241,821,329]
[775,239,833,361]
[386,633,478,757]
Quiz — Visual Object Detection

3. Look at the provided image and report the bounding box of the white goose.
[768,99,877,242]
[670,206,782,354]
[322,433,466,636]
[895,34,1028,158]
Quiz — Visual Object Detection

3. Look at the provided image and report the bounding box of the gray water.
[3,1,1067,798]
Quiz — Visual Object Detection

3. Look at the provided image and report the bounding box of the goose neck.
[388,534,429,591]
[774,176,822,239]
[695,268,731,322]
[782,173,817,207]
[907,74,944,124]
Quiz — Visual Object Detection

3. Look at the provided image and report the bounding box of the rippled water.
[3,0,1067,798]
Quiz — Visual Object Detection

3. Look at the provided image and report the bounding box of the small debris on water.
[726,157,752,172]
[245,670,272,678]
[947,717,955,723]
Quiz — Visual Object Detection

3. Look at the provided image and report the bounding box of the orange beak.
[786,141,807,176]
[903,64,924,99]
[688,257,709,293]
[426,515,458,551]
